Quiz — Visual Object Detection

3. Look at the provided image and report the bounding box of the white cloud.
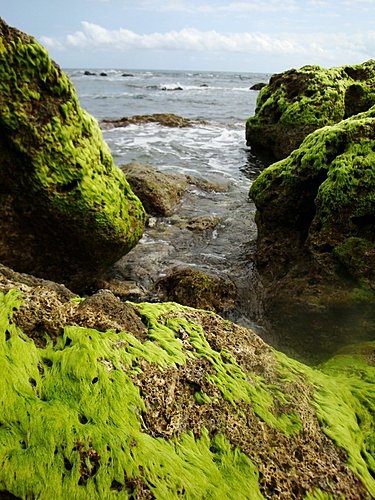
[39,21,375,69]
[138,0,299,14]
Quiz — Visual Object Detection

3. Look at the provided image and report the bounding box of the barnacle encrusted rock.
[246,60,375,160]
[0,266,374,499]
[0,19,145,291]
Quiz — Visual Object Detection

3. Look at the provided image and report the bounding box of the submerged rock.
[250,106,375,359]
[0,268,374,498]
[246,60,375,160]
[0,19,145,291]
[101,113,207,129]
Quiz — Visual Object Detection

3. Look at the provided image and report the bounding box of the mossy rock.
[0,267,374,498]
[249,106,375,355]
[0,19,145,291]
[155,267,237,314]
[246,60,375,160]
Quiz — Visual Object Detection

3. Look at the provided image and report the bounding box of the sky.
[1,0,375,73]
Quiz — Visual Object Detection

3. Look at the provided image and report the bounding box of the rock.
[101,113,207,129]
[175,215,221,232]
[0,19,145,291]
[155,267,237,314]
[249,106,375,359]
[246,60,375,161]
[0,271,374,498]
[100,71,108,76]
[84,70,96,76]
[120,162,189,216]
[249,82,267,91]
[122,73,134,77]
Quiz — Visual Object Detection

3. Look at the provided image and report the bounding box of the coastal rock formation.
[246,60,375,160]
[156,267,237,314]
[250,106,375,358]
[120,163,189,216]
[0,265,374,498]
[0,19,145,291]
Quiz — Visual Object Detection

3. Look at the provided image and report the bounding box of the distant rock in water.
[122,72,134,77]
[246,60,375,160]
[101,113,208,129]
[84,70,96,76]
[156,267,237,314]
[100,71,108,76]
[249,82,267,91]
[0,18,145,291]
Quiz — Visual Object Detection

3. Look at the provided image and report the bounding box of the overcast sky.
[1,0,374,73]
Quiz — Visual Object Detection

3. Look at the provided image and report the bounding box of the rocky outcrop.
[246,60,375,161]
[101,113,207,129]
[0,265,374,498]
[249,106,375,358]
[0,19,145,291]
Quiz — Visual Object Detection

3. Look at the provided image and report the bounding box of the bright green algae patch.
[246,60,375,159]
[275,346,375,497]
[0,19,145,289]
[0,291,263,499]
[1,290,374,497]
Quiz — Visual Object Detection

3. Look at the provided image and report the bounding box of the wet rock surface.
[101,113,208,129]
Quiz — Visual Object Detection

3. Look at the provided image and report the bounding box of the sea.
[67,68,270,184]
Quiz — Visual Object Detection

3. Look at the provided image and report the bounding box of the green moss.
[275,346,375,497]
[0,20,145,269]
[246,60,375,159]
[135,302,302,436]
[0,292,264,499]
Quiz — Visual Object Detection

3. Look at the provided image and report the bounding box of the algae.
[0,19,145,289]
[0,288,374,498]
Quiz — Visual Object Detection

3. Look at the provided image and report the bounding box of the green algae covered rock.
[246,60,375,160]
[0,19,145,291]
[249,106,375,359]
[0,267,374,498]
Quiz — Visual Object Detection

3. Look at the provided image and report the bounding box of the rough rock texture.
[249,106,375,361]
[246,60,375,161]
[155,267,237,314]
[0,19,145,291]
[120,163,189,216]
[0,266,374,498]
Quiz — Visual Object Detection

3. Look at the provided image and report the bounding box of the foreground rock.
[246,60,375,161]
[0,265,374,498]
[250,106,375,359]
[0,19,145,291]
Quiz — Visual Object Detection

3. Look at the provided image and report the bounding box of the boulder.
[249,82,267,91]
[249,106,375,358]
[246,60,375,161]
[0,19,145,291]
[155,267,237,314]
[0,267,374,498]
[120,163,189,216]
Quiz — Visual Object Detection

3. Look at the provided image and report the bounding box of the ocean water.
[67,69,270,185]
